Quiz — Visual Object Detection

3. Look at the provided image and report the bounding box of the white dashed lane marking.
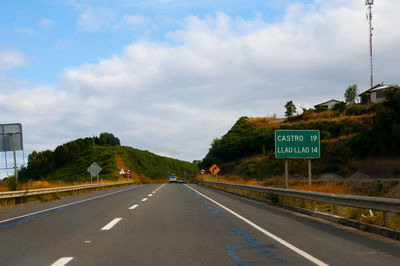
[101,218,122,231]
[129,204,139,210]
[141,198,147,202]
[50,257,73,266]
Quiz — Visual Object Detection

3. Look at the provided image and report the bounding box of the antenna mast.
[365,0,374,88]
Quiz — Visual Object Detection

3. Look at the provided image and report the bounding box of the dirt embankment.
[114,154,140,183]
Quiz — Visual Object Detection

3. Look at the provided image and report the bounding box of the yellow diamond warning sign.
[209,164,220,176]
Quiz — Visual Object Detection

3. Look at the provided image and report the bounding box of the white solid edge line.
[0,185,143,225]
[185,185,329,266]
[141,198,147,201]
[50,257,74,266]
[129,204,139,210]
[101,218,122,230]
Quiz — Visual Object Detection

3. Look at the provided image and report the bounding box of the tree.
[95,132,120,146]
[284,101,296,117]
[345,84,358,104]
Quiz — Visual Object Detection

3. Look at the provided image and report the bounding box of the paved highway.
[0,184,399,265]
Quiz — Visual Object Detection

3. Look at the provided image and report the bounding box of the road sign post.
[87,162,102,183]
[126,169,131,180]
[209,164,220,177]
[284,159,288,189]
[1,123,23,183]
[308,159,312,189]
[275,130,320,189]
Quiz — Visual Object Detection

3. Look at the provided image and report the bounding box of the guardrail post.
[203,180,400,230]
[383,211,390,226]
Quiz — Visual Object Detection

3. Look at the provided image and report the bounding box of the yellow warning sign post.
[209,164,220,176]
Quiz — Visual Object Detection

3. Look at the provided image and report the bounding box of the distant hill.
[200,86,400,180]
[19,133,198,183]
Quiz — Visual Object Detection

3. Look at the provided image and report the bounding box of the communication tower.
[366,0,374,88]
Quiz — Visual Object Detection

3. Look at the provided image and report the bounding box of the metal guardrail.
[202,181,400,214]
[0,181,135,200]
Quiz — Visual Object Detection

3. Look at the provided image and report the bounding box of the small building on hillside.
[359,84,391,104]
[314,99,341,110]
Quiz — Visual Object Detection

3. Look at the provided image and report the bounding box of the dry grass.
[285,113,373,126]
[289,182,353,195]
[247,117,285,128]
[202,174,249,185]
[247,113,374,128]
[136,173,166,184]
[203,174,354,195]
[0,178,134,192]
[202,176,400,231]
[20,180,54,190]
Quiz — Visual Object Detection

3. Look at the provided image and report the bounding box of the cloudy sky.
[0,0,399,176]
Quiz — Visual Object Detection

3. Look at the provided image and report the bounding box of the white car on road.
[168,175,177,183]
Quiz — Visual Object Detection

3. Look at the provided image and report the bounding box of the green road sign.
[275,130,320,159]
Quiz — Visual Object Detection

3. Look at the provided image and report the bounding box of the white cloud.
[2,0,400,167]
[78,7,103,32]
[15,27,38,36]
[39,18,53,28]
[0,50,27,72]
[76,6,152,32]
[122,14,150,26]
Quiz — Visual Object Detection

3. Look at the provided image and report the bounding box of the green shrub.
[332,102,346,114]
[321,131,332,139]
[7,176,18,191]
[344,104,371,116]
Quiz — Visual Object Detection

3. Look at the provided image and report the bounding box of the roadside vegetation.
[2,132,198,191]
[199,86,400,198]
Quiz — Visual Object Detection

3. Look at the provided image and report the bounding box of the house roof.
[359,84,390,95]
[314,99,341,107]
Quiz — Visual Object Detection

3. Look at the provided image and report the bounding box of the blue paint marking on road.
[0,185,143,229]
[226,228,286,265]
[0,207,69,229]
[185,186,223,216]
[198,195,222,216]
[0,210,51,229]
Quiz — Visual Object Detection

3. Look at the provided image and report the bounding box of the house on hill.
[359,84,391,104]
[314,99,341,110]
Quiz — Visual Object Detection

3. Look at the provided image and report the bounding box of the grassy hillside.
[46,145,198,182]
[200,86,400,180]
[17,133,198,185]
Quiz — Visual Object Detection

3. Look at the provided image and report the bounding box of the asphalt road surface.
[0,184,399,266]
